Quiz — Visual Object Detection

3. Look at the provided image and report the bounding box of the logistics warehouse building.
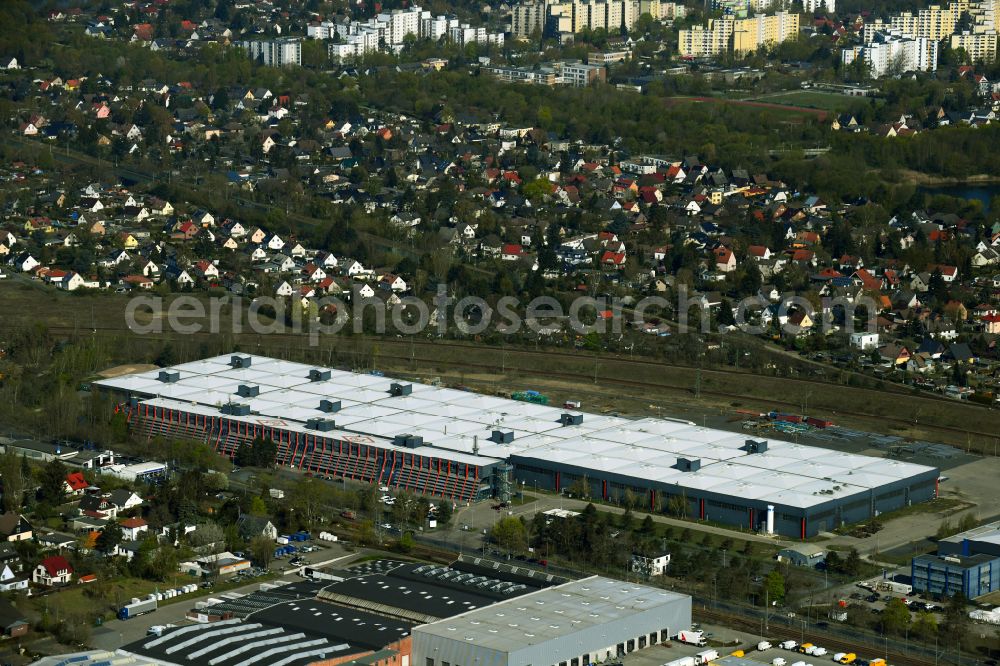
[413,576,691,666]
[95,354,940,538]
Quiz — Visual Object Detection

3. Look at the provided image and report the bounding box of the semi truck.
[676,630,707,647]
[118,597,157,620]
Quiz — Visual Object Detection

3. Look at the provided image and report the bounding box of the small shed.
[776,544,827,567]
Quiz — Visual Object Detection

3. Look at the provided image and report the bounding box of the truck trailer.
[676,630,707,647]
[118,597,158,620]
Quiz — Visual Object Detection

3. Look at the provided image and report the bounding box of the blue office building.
[911,553,1000,598]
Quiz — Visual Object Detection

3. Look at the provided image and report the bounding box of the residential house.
[0,601,29,637]
[107,489,144,512]
[849,332,880,350]
[878,343,911,366]
[0,565,28,593]
[64,472,89,496]
[713,246,736,273]
[0,514,32,542]
[119,517,149,541]
[32,556,73,587]
[501,244,523,261]
[78,495,117,519]
[236,515,278,541]
[378,273,407,292]
[13,253,38,273]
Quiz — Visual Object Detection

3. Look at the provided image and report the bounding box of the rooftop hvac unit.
[675,457,701,472]
[743,439,768,454]
[559,413,583,426]
[306,418,336,431]
[236,384,259,398]
[230,355,252,369]
[221,402,251,416]
[389,382,412,397]
[393,434,424,448]
[308,368,331,382]
[319,399,341,413]
[490,430,514,444]
[158,370,180,383]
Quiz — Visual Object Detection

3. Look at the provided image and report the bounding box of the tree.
[844,548,862,576]
[146,543,180,582]
[640,515,656,534]
[911,611,938,640]
[397,531,415,553]
[667,491,689,518]
[881,598,912,635]
[435,500,453,525]
[0,452,29,512]
[943,591,970,641]
[568,475,590,499]
[249,535,274,568]
[187,522,226,551]
[38,459,67,504]
[248,495,268,516]
[824,550,842,573]
[765,570,785,603]
[620,507,635,530]
[96,520,123,554]
[490,516,528,553]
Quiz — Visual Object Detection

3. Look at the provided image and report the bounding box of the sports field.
[747,89,859,112]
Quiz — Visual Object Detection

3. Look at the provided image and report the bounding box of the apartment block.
[240,38,302,67]
[547,0,640,36]
[706,0,750,17]
[678,18,734,57]
[732,11,800,54]
[751,0,834,12]
[511,1,548,38]
[316,5,503,59]
[951,29,999,61]
[679,10,798,56]
[846,30,938,76]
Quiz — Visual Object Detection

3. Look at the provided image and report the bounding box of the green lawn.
[29,577,159,622]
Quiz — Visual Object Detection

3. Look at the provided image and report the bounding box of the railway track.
[8,320,997,447]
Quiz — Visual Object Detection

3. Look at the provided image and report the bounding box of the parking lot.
[622,622,748,666]
[619,625,894,666]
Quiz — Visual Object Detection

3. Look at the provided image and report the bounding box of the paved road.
[452,491,795,546]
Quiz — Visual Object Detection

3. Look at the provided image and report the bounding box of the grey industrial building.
[938,519,1000,558]
[412,576,691,666]
[94,353,941,538]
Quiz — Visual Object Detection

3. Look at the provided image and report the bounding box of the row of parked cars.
[849,591,943,613]
[764,640,886,666]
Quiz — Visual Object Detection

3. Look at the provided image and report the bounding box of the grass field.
[664,95,829,119]
[747,90,857,112]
